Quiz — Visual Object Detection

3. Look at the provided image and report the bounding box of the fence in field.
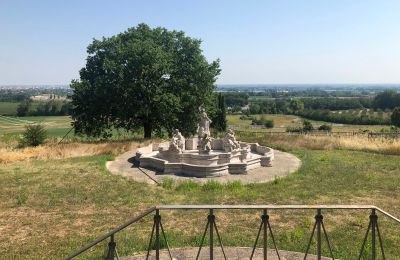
[228,127,400,139]
[65,205,399,259]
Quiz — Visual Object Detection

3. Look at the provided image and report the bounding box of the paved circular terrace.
[106,148,301,184]
[122,247,331,259]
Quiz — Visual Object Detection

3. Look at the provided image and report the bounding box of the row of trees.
[17,99,72,116]
[297,109,390,125]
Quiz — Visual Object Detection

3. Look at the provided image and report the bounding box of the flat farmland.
[0,115,72,136]
[227,114,392,133]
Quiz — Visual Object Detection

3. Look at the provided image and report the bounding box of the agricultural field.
[227,114,392,133]
[0,115,72,137]
[0,102,19,115]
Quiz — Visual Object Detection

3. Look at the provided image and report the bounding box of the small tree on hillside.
[391,107,400,127]
[20,124,47,147]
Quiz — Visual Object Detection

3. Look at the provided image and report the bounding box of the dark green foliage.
[223,92,248,107]
[318,124,332,132]
[391,107,400,127]
[71,23,220,138]
[298,109,390,125]
[301,97,371,110]
[264,120,274,128]
[20,124,47,147]
[17,99,31,116]
[212,93,227,132]
[373,90,400,110]
[302,120,314,132]
[286,126,303,132]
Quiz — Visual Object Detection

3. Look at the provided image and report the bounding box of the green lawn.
[1,141,400,258]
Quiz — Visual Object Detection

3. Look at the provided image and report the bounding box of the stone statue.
[169,129,185,153]
[172,129,185,150]
[223,129,240,152]
[198,106,212,137]
[198,133,212,153]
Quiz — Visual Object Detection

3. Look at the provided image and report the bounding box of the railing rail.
[65,205,400,260]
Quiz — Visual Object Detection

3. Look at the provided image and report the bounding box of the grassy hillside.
[0,115,72,136]
[227,114,392,132]
[1,141,400,259]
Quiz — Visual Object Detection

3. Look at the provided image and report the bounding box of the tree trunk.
[144,122,152,138]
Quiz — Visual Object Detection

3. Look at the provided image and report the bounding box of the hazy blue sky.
[1,0,400,85]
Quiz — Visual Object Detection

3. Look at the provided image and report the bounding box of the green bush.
[391,107,400,127]
[318,124,332,132]
[286,126,303,133]
[19,124,47,147]
[264,120,274,128]
[302,120,314,132]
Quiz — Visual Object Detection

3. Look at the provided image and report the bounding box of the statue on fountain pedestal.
[223,129,241,152]
[198,106,212,137]
[169,129,185,153]
[198,133,212,154]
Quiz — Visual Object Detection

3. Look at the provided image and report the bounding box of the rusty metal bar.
[155,209,160,260]
[209,209,214,260]
[156,205,376,210]
[372,209,376,260]
[65,207,156,260]
[317,209,322,260]
[264,209,267,260]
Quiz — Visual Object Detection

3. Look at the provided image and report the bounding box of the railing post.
[105,234,116,260]
[155,209,160,260]
[316,209,322,260]
[371,209,377,260]
[209,209,214,260]
[263,209,267,260]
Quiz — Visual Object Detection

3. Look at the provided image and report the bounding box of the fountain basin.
[135,138,274,177]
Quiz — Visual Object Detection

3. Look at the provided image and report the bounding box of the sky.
[1,0,400,85]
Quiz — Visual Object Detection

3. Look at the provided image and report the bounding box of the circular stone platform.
[106,148,301,184]
[122,247,331,259]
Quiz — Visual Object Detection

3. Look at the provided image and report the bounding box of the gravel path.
[106,149,301,184]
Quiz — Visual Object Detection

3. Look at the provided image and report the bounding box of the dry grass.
[0,140,150,164]
[242,134,400,155]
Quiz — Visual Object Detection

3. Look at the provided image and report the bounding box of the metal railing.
[65,205,400,260]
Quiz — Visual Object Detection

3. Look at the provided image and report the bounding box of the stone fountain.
[135,108,274,177]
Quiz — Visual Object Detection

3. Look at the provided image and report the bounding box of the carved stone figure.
[172,129,185,150]
[198,106,212,137]
[198,133,212,153]
[223,129,240,152]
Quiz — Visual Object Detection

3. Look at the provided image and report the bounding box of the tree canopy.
[71,23,220,138]
[391,107,400,127]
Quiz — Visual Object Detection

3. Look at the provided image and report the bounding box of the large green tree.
[71,23,220,138]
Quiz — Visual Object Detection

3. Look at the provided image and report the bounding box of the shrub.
[264,120,274,128]
[302,120,314,132]
[318,124,332,132]
[19,124,47,147]
[391,107,400,127]
[286,126,303,133]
